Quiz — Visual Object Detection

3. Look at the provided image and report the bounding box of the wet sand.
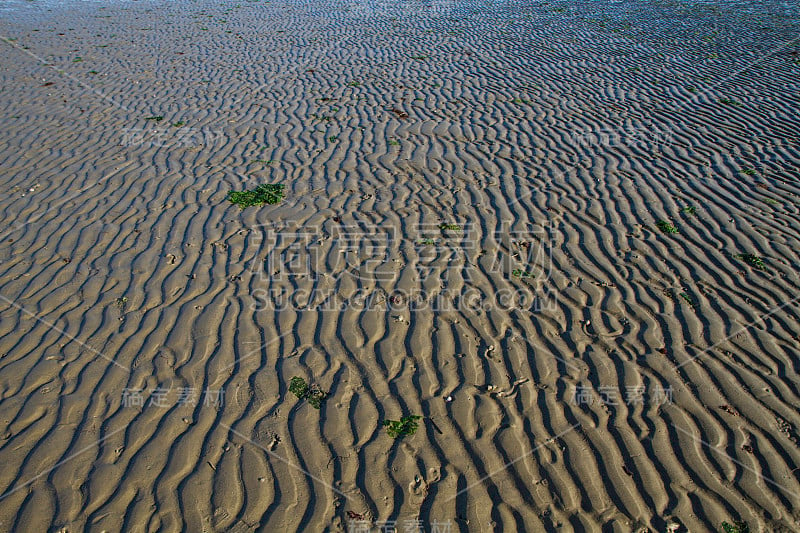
[0,0,799,530]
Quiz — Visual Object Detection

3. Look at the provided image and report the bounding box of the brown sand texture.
[0,0,799,530]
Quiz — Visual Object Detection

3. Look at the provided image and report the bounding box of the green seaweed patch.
[762,197,779,205]
[145,115,164,121]
[741,168,757,176]
[656,220,678,234]
[679,292,696,309]
[289,376,309,399]
[289,376,327,409]
[227,183,285,208]
[681,206,696,215]
[439,223,461,231]
[383,415,422,438]
[718,97,742,106]
[306,388,327,409]
[512,269,534,278]
[734,253,766,270]
[721,521,749,533]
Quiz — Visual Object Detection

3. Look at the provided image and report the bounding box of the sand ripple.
[0,0,799,530]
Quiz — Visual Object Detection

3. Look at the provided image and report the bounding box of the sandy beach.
[0,0,799,530]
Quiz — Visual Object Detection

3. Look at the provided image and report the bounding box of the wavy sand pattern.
[0,0,799,530]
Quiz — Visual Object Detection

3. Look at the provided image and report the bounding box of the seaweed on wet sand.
[383,415,422,438]
[227,183,285,208]
[289,376,328,409]
[656,220,678,234]
[734,253,766,270]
